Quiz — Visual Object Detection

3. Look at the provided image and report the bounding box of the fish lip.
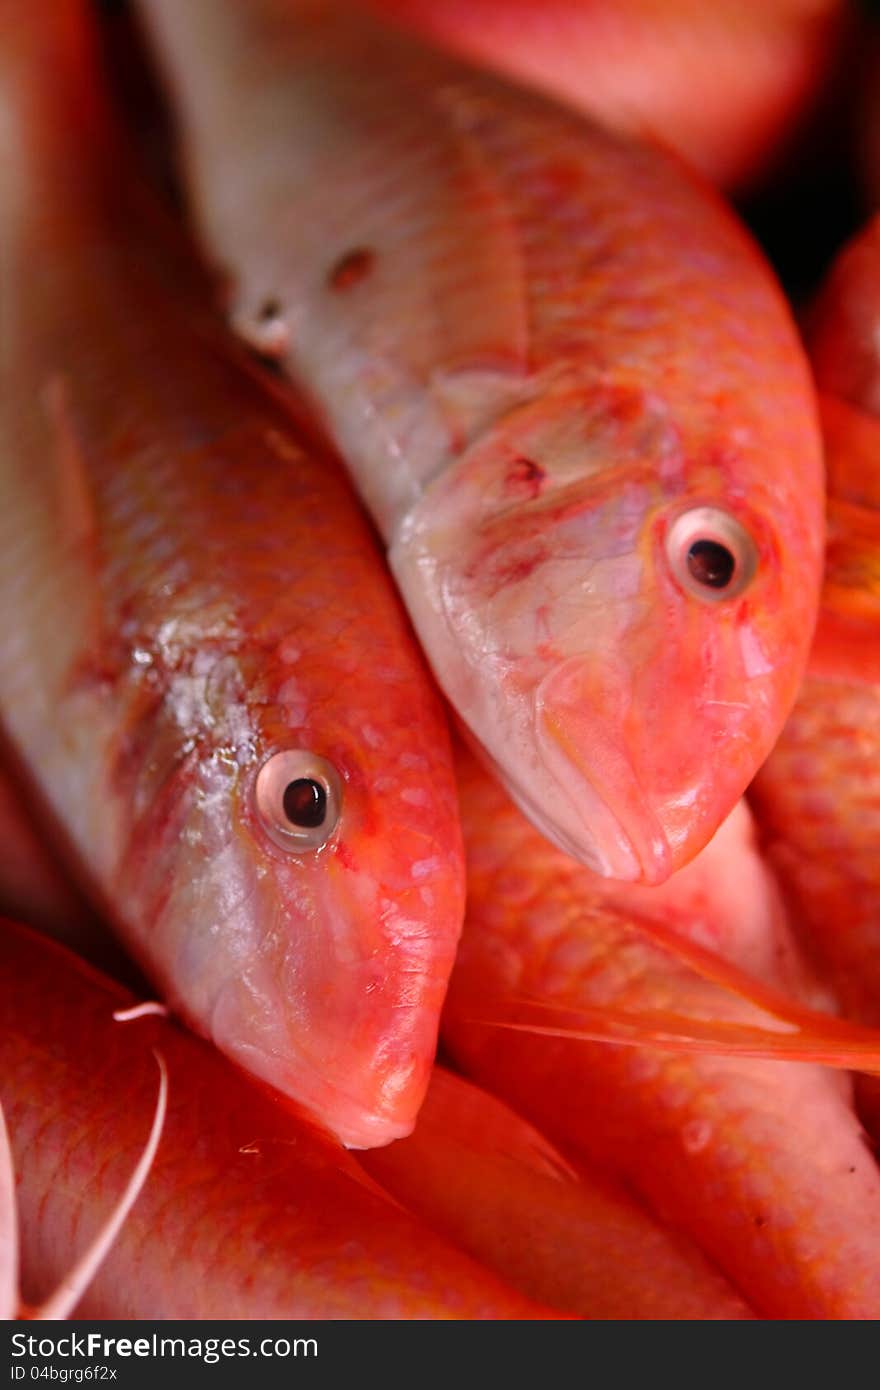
[205,902,445,1150]
[531,671,674,885]
[214,1028,424,1150]
[525,727,643,882]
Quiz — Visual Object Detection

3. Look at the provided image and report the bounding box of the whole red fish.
[0,920,554,1319]
[443,751,880,1318]
[0,1,464,1149]
[360,0,848,190]
[137,0,825,884]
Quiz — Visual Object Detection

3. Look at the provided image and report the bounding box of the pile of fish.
[3,0,880,1320]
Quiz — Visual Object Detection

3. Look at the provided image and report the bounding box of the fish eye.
[254,751,342,852]
[666,507,758,602]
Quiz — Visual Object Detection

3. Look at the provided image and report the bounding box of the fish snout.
[208,853,462,1148]
[535,659,688,886]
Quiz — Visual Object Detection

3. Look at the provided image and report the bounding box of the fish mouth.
[219,1033,423,1149]
[530,664,675,885]
[488,736,643,881]
[211,989,429,1149]
[204,878,451,1150]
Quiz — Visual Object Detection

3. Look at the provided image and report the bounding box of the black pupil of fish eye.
[282,778,327,829]
[686,538,736,590]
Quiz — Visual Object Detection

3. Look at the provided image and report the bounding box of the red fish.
[137,0,825,883]
[751,213,880,1128]
[442,751,880,1318]
[0,920,555,1319]
[0,0,464,1149]
[360,1064,753,1317]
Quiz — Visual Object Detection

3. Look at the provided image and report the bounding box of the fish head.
[123,643,464,1151]
[392,384,823,884]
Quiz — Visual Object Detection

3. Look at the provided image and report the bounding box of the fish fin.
[420,1067,582,1184]
[0,1102,18,1322]
[27,1051,167,1321]
[609,911,871,1044]
[482,1001,880,1072]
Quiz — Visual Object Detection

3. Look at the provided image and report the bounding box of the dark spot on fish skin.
[258,298,282,323]
[327,248,376,292]
[506,456,546,500]
[753,1215,767,1229]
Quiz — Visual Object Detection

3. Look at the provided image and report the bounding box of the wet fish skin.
[442,750,880,1319]
[0,919,555,1319]
[137,0,825,884]
[751,214,880,1127]
[0,1,464,1150]
[360,1064,754,1318]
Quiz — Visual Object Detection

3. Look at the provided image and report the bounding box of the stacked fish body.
[137,0,825,884]
[752,216,880,1111]
[442,752,880,1318]
[359,1064,753,1318]
[0,1,464,1150]
[0,921,553,1319]
[3,0,880,1324]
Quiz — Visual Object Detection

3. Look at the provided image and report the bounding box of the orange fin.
[608,912,874,1046]
[482,1001,880,1072]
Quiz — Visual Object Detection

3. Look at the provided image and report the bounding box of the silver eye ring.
[254,751,342,852]
[666,506,758,602]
